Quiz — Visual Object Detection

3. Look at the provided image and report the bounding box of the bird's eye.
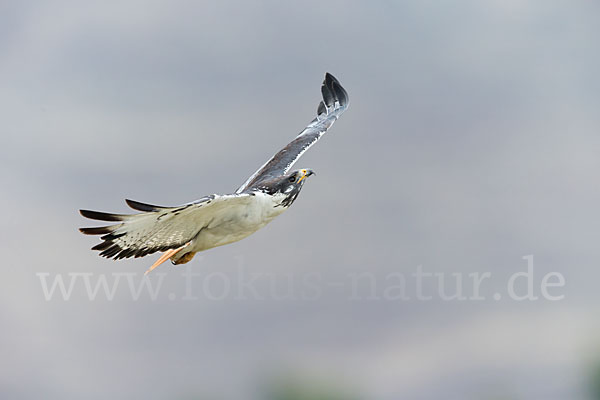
[289,176,296,183]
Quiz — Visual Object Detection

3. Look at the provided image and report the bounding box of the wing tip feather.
[321,73,348,110]
[79,226,115,235]
[125,199,168,212]
[80,209,126,222]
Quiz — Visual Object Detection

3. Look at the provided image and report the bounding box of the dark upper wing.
[236,72,349,193]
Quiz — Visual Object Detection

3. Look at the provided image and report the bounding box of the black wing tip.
[125,199,165,212]
[95,241,134,259]
[317,101,326,116]
[321,72,348,108]
[96,243,170,260]
[79,226,115,235]
[79,209,125,222]
[325,72,339,84]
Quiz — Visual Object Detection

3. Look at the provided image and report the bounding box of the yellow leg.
[144,243,190,275]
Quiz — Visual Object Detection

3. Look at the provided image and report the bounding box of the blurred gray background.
[2,1,600,399]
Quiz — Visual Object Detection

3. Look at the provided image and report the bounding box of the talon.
[174,252,196,265]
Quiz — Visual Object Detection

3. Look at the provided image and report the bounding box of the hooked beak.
[297,169,315,184]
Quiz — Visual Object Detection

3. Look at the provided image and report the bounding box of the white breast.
[190,192,287,252]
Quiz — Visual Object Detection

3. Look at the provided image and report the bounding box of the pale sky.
[2,1,600,399]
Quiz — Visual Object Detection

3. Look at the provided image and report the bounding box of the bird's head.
[257,169,315,207]
[286,168,315,187]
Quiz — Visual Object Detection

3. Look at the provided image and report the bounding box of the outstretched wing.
[79,194,253,260]
[236,72,349,193]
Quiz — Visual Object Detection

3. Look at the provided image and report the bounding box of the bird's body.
[80,73,348,273]
[182,191,287,256]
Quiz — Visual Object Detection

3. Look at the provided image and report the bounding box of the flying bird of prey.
[79,73,349,274]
